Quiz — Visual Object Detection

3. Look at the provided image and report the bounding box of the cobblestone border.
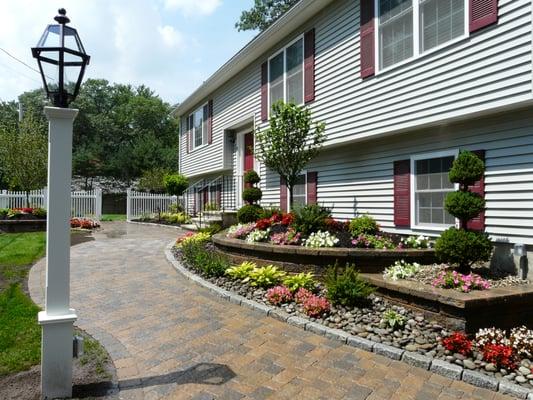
[164,242,533,400]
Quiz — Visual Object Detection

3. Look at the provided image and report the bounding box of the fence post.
[126,189,131,222]
[95,188,102,220]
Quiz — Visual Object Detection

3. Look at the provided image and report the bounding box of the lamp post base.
[38,310,77,400]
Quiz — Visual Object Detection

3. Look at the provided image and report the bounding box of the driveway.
[29,222,511,399]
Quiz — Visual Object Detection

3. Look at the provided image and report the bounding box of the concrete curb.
[127,220,184,230]
[164,242,533,399]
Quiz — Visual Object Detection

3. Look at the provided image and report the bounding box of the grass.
[100,214,126,222]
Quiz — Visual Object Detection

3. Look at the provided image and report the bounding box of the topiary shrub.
[242,187,263,203]
[349,214,379,237]
[244,170,261,185]
[291,204,331,235]
[237,204,262,223]
[435,150,492,273]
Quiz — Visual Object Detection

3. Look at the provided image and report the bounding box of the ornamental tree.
[255,101,326,210]
[435,151,492,273]
[163,173,189,196]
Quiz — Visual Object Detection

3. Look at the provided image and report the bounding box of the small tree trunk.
[288,184,294,212]
[26,191,30,208]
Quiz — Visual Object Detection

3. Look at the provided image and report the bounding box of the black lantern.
[32,8,90,108]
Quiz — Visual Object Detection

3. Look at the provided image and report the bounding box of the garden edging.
[164,242,533,400]
[127,220,183,230]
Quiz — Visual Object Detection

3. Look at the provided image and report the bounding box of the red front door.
[244,133,254,172]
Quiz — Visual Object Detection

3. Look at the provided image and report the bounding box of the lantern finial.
[54,8,70,25]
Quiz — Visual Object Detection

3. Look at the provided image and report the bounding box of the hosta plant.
[302,230,339,248]
[399,235,431,249]
[179,231,211,247]
[226,223,256,239]
[247,265,286,288]
[266,286,293,305]
[225,261,256,280]
[383,260,421,281]
[432,270,490,293]
[381,309,406,330]
[510,326,533,358]
[282,272,316,293]
[245,228,271,243]
[302,295,330,318]
[442,332,473,356]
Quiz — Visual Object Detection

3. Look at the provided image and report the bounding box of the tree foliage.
[236,0,299,31]
[163,173,189,196]
[0,115,48,206]
[255,101,326,208]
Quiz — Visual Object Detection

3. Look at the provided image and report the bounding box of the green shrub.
[180,240,228,277]
[31,208,46,219]
[244,170,261,185]
[161,212,190,224]
[349,214,379,237]
[169,203,184,213]
[325,264,375,307]
[292,204,331,235]
[435,227,492,269]
[282,272,316,292]
[163,173,189,196]
[199,222,223,235]
[0,208,8,218]
[237,204,262,223]
[449,150,485,186]
[242,187,263,204]
[445,191,485,222]
[225,261,256,280]
[247,265,286,288]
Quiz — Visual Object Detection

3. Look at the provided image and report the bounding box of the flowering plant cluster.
[302,294,330,318]
[510,326,533,358]
[70,218,100,230]
[175,232,196,247]
[383,260,421,281]
[177,231,211,247]
[442,332,473,356]
[294,288,314,304]
[0,207,47,219]
[270,229,301,246]
[245,228,271,243]
[482,344,517,370]
[226,223,256,239]
[399,235,431,249]
[266,286,293,305]
[432,270,490,293]
[475,327,508,348]
[302,230,339,248]
[351,234,395,249]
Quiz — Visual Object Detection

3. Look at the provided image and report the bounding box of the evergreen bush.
[435,150,492,273]
[244,170,261,185]
[325,263,375,307]
[237,204,263,223]
[291,204,331,235]
[242,187,263,203]
[349,214,379,237]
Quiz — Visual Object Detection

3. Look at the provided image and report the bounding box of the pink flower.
[302,295,330,318]
[266,286,293,305]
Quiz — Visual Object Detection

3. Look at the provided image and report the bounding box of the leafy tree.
[236,0,299,31]
[163,173,189,196]
[255,101,326,209]
[138,167,169,193]
[0,115,47,206]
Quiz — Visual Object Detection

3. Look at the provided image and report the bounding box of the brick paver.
[28,222,513,400]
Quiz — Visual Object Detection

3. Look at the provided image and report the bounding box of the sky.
[0,0,257,105]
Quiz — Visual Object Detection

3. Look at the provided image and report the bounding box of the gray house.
[174,0,533,249]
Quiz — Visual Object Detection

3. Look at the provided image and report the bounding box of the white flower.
[245,228,270,243]
[383,260,421,281]
[302,230,339,248]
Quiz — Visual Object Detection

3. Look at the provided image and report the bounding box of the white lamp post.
[32,9,90,399]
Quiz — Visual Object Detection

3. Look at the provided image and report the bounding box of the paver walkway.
[29,222,512,400]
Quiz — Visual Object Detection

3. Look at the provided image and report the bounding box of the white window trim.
[189,102,208,152]
[410,149,459,231]
[267,34,305,116]
[289,170,307,212]
[374,0,469,74]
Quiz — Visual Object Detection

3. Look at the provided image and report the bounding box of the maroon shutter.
[261,62,268,122]
[394,160,411,226]
[304,29,315,104]
[207,99,213,144]
[470,0,498,32]
[307,171,317,205]
[467,150,486,231]
[280,177,288,212]
[360,0,375,79]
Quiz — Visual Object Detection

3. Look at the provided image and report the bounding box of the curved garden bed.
[0,219,47,233]
[213,233,436,274]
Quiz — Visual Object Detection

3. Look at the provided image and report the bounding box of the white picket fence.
[0,188,102,219]
[126,189,178,221]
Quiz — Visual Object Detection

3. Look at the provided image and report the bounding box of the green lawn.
[100,214,126,222]
[0,232,45,376]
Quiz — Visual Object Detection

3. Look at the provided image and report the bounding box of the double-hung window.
[189,104,208,150]
[412,152,456,227]
[269,37,304,110]
[291,173,307,209]
[377,0,466,70]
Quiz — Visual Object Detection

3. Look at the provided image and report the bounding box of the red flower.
[14,207,33,214]
[483,344,517,370]
[442,332,472,356]
[269,213,282,224]
[281,213,294,226]
[255,218,272,230]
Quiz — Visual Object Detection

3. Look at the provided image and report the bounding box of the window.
[291,173,307,209]
[377,0,466,70]
[269,37,304,110]
[413,153,456,227]
[189,104,208,150]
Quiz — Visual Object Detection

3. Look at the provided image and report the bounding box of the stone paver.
[29,222,513,400]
